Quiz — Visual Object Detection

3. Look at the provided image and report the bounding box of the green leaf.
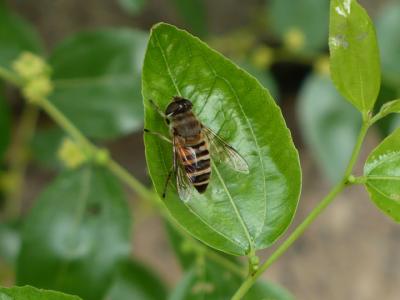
[143,23,301,255]
[169,264,293,300]
[118,0,146,15]
[376,1,400,86]
[0,87,10,159]
[0,1,43,69]
[377,99,400,119]
[297,73,361,182]
[106,260,167,300]
[169,0,208,37]
[0,286,81,300]
[364,128,400,222]
[329,0,381,112]
[17,166,132,300]
[267,0,329,54]
[49,29,148,139]
[30,127,65,169]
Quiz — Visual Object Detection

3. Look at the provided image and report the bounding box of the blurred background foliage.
[0,0,400,299]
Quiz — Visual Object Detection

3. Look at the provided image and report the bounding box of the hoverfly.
[144,96,249,202]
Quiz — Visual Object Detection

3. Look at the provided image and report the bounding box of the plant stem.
[0,67,21,86]
[231,121,370,300]
[38,98,93,151]
[4,104,39,219]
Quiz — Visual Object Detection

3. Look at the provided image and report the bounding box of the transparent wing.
[174,138,195,202]
[203,126,249,174]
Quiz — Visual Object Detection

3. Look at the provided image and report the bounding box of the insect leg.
[162,141,177,198]
[148,99,166,118]
[162,166,174,198]
[143,129,172,143]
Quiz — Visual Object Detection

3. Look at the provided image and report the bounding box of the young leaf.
[364,128,400,222]
[106,260,167,300]
[0,286,81,300]
[17,166,132,300]
[0,1,43,69]
[0,87,10,159]
[169,264,293,300]
[329,0,381,112]
[267,0,329,54]
[143,23,301,255]
[376,1,400,86]
[169,0,208,37]
[49,29,148,139]
[118,0,146,16]
[297,73,361,182]
[377,99,400,119]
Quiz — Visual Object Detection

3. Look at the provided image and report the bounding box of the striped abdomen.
[182,139,211,193]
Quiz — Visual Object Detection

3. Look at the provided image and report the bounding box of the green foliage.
[118,0,146,15]
[298,73,361,182]
[329,0,381,113]
[106,260,167,300]
[376,1,400,86]
[170,0,207,37]
[17,166,132,300]
[170,264,293,300]
[30,128,65,169]
[364,128,400,222]
[143,23,301,255]
[267,0,329,54]
[0,286,81,300]
[0,1,43,69]
[0,87,10,159]
[49,29,148,139]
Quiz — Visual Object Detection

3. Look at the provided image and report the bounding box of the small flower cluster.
[12,52,53,104]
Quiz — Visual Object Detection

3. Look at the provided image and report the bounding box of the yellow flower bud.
[12,52,49,80]
[58,138,86,169]
[22,76,53,104]
[314,56,330,76]
[251,46,274,69]
[284,28,305,52]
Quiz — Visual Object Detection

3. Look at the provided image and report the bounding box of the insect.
[144,96,249,202]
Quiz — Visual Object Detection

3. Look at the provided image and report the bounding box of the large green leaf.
[0,286,81,300]
[298,73,361,182]
[17,166,132,300]
[364,128,400,222]
[169,0,207,37]
[0,87,10,159]
[49,29,148,139]
[329,0,381,112]
[169,264,293,300]
[143,23,301,255]
[267,0,329,54]
[0,1,43,69]
[106,260,167,300]
[376,2,400,86]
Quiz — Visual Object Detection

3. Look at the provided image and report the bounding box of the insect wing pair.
[146,97,249,202]
[174,126,249,201]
